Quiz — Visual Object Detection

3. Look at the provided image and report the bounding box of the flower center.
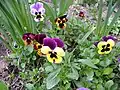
[35,12,42,19]
[101,44,110,52]
[49,51,57,59]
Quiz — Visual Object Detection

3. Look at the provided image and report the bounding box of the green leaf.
[0,81,8,90]
[103,67,113,75]
[41,1,56,23]
[24,45,34,55]
[78,59,98,69]
[46,68,61,89]
[97,84,105,90]
[25,83,34,90]
[105,80,114,90]
[67,68,79,80]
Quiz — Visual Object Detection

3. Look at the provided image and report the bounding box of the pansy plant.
[22,33,35,45]
[30,2,45,22]
[55,15,68,29]
[41,38,65,63]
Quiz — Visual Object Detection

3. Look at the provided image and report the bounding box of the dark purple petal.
[22,33,35,40]
[77,87,89,90]
[34,34,46,44]
[43,38,57,50]
[102,36,117,41]
[53,38,64,48]
[94,41,99,47]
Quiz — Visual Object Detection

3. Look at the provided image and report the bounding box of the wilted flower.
[41,38,65,63]
[34,34,46,56]
[30,2,45,22]
[55,15,68,29]
[97,39,115,54]
[77,87,89,90]
[22,33,35,45]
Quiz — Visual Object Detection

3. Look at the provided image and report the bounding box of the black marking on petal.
[101,49,105,52]
[106,48,110,51]
[107,44,110,47]
[102,45,105,48]
[50,53,57,58]
[35,12,38,15]
[38,45,42,49]
[36,15,42,19]
[59,23,64,28]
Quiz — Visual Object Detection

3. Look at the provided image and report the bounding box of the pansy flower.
[34,34,46,56]
[22,33,35,45]
[77,87,89,90]
[97,39,115,54]
[30,2,45,22]
[94,35,117,47]
[79,11,85,18]
[41,38,65,63]
[55,15,68,29]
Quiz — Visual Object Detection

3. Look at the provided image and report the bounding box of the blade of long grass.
[107,8,120,35]
[59,0,73,16]
[96,0,103,35]
[101,0,112,36]
[41,1,56,24]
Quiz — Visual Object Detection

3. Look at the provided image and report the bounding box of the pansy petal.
[102,36,117,41]
[97,41,107,49]
[34,17,40,22]
[41,46,52,54]
[107,39,115,47]
[53,38,64,48]
[34,34,46,44]
[46,54,62,63]
[43,38,57,50]
[54,47,65,56]
[98,49,104,54]
[94,41,99,47]
[30,8,37,16]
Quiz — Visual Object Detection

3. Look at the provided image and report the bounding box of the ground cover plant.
[0,0,120,90]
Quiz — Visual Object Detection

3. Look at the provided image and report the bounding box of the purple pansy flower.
[77,87,89,90]
[30,2,45,22]
[41,38,65,63]
[22,33,35,45]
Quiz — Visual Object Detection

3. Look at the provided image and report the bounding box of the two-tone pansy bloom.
[22,33,35,45]
[41,38,65,63]
[55,15,68,29]
[94,36,116,54]
[30,2,45,22]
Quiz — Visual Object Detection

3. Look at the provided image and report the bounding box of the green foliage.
[0,81,8,90]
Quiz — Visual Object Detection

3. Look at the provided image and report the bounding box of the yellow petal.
[41,46,52,54]
[107,39,115,47]
[37,49,42,56]
[40,15,44,21]
[54,47,65,56]
[97,41,107,49]
[105,47,112,54]
[98,49,105,54]
[46,54,62,63]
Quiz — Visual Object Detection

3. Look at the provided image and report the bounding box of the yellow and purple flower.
[41,38,65,63]
[97,39,115,54]
[34,34,46,56]
[55,15,68,29]
[30,2,45,22]
[22,33,35,45]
